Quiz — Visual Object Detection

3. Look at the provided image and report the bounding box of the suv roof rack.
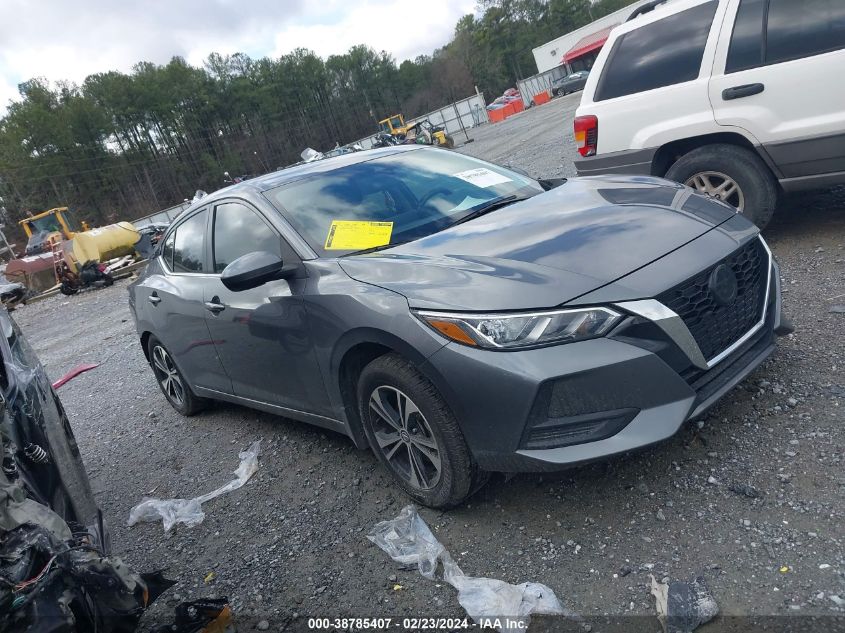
[627,0,669,21]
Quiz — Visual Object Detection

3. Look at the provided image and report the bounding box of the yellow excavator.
[378,114,454,148]
[6,207,139,294]
[18,207,90,255]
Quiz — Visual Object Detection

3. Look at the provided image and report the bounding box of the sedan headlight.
[415,307,621,350]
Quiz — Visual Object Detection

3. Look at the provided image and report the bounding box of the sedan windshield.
[264,149,543,256]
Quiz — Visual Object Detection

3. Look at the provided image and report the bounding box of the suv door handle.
[722,83,764,100]
[204,300,226,314]
[148,293,161,305]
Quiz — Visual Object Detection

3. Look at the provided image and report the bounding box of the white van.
[573,0,845,228]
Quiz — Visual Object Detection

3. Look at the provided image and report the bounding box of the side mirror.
[221,251,289,292]
[538,177,568,191]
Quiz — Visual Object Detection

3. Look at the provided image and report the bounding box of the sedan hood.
[339,175,735,311]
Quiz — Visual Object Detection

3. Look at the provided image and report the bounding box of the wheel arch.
[652,132,780,180]
[332,328,442,450]
[140,331,152,362]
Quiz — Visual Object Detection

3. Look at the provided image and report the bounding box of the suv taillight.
[574,115,598,157]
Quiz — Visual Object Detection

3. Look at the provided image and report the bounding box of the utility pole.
[0,198,17,260]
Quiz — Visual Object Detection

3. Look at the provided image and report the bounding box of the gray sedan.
[552,70,590,96]
[129,146,789,508]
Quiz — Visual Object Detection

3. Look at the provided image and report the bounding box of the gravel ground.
[12,95,845,631]
[456,92,582,180]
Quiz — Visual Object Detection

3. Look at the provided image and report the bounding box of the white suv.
[573,0,845,228]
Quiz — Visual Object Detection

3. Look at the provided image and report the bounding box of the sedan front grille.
[657,238,767,361]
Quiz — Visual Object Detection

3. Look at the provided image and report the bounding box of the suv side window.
[172,209,208,273]
[212,202,286,274]
[766,0,845,65]
[595,1,718,102]
[726,0,765,72]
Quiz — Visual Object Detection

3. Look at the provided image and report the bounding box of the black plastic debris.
[650,575,719,633]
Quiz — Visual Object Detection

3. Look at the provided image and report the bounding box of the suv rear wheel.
[665,144,778,229]
[357,353,486,508]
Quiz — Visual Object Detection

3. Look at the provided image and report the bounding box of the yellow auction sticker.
[324,220,393,250]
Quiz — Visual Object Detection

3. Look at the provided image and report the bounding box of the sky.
[0,0,477,114]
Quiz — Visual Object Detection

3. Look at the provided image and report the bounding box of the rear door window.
[595,1,718,101]
[160,231,175,270]
[726,0,765,72]
[172,209,208,273]
[765,0,845,65]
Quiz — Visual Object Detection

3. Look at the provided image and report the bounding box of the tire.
[665,143,778,229]
[444,135,455,149]
[357,353,486,508]
[60,283,78,296]
[102,274,114,287]
[147,335,207,416]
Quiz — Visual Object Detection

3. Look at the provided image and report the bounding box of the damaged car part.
[0,308,172,632]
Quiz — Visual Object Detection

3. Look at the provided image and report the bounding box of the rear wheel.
[147,335,206,416]
[665,143,778,229]
[357,353,486,508]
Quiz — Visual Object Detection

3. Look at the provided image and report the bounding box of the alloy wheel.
[151,345,185,407]
[685,171,745,212]
[368,386,442,490]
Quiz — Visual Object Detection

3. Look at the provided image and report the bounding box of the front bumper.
[421,254,784,473]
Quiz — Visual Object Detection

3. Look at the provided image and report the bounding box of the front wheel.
[665,143,778,229]
[60,282,78,296]
[357,353,486,508]
[147,336,206,416]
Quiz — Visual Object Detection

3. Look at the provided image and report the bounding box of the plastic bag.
[128,441,261,532]
[368,505,576,632]
[366,504,445,579]
[300,148,324,163]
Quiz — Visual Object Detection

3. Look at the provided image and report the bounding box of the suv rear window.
[594,1,718,101]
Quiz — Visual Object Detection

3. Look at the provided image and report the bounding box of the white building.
[532,0,654,74]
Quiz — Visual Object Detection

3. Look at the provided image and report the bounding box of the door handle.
[722,83,764,101]
[204,301,226,314]
[148,294,161,305]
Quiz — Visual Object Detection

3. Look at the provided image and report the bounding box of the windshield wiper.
[450,194,531,227]
[342,240,410,256]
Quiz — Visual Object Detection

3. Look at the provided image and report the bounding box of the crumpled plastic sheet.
[127,441,260,532]
[368,505,578,632]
